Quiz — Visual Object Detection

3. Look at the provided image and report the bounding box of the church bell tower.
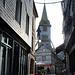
[38,4,51,48]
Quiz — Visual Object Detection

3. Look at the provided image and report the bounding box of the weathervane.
[44,0,45,4]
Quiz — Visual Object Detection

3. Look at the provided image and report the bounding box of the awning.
[36,64,52,66]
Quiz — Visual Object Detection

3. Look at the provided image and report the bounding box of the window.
[43,49,46,52]
[69,50,75,72]
[0,33,28,75]
[42,56,46,61]
[12,42,19,75]
[0,34,12,75]
[42,35,48,40]
[70,2,73,17]
[32,37,33,51]
[0,46,6,75]
[36,56,41,61]
[38,58,41,61]
[1,0,5,5]
[15,0,22,24]
[19,48,28,75]
[26,14,29,35]
[37,66,44,70]
[46,56,51,60]
[30,59,34,74]
[43,26,47,31]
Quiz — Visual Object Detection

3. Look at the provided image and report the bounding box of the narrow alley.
[0,0,75,75]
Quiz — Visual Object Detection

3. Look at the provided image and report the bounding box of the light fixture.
[38,37,41,43]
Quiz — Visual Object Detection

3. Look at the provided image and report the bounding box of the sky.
[34,0,64,48]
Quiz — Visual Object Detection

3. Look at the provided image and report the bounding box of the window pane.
[12,42,19,75]
[0,46,12,75]
[0,46,6,75]
[26,14,29,35]
[43,26,47,31]
[1,35,7,43]
[43,49,46,52]
[0,46,3,74]
[42,35,48,40]
[8,38,13,46]
[42,56,46,61]
[6,48,12,75]
[20,48,28,75]
[15,0,22,24]
[30,59,34,74]
[1,0,5,5]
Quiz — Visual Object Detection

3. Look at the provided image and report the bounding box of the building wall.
[35,45,51,65]
[40,26,51,40]
[62,0,75,75]
[28,53,35,75]
[39,25,51,47]
[28,3,38,75]
[0,0,33,47]
[35,45,56,74]
[0,0,38,75]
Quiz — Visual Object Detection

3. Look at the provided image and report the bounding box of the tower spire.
[41,4,48,21]
[39,3,51,26]
[38,0,51,48]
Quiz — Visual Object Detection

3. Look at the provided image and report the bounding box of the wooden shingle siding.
[0,0,33,47]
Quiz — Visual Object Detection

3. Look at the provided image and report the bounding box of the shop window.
[37,66,44,70]
[12,42,19,75]
[0,34,12,75]
[1,34,7,43]
[19,48,28,75]
[0,46,6,75]
[0,33,28,75]
[8,38,13,46]
[30,59,34,74]
[1,33,13,47]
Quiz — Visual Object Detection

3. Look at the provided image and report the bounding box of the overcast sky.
[34,0,64,48]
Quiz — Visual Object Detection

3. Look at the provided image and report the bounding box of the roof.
[56,43,65,54]
[33,1,38,17]
[39,4,51,26]
[35,44,46,52]
[36,64,52,66]
[35,44,52,52]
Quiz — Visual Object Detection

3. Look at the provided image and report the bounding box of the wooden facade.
[61,0,75,75]
[0,0,38,75]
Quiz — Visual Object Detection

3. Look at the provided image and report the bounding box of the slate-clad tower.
[38,4,51,48]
